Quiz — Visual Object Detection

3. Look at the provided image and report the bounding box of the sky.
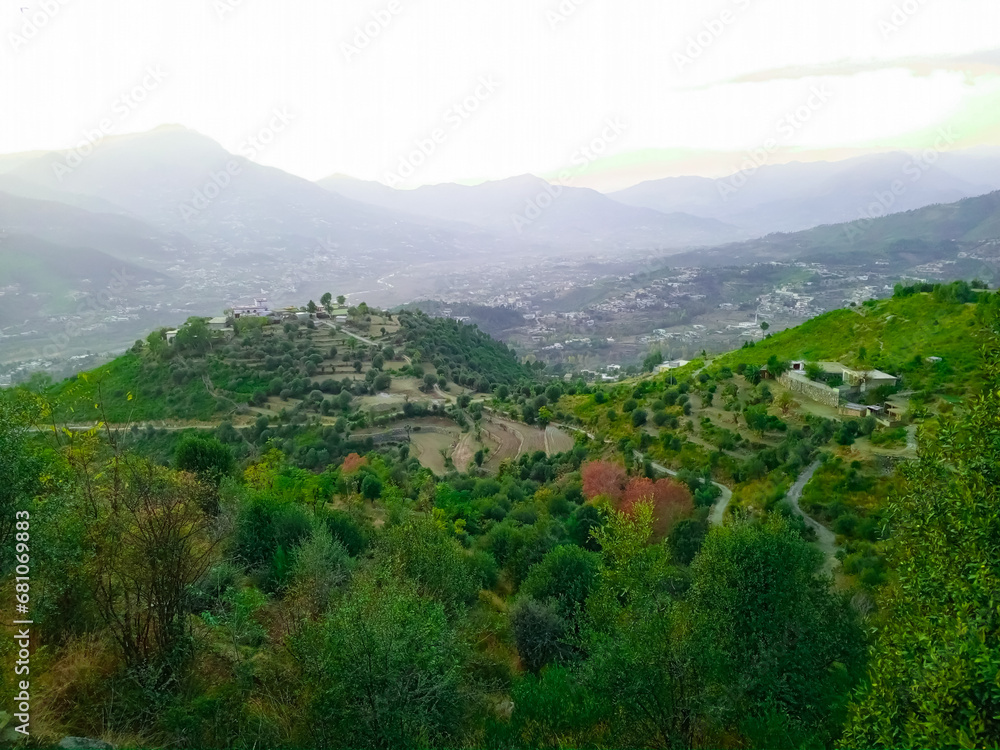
[2,0,1000,190]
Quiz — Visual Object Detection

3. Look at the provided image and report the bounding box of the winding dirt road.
[785,460,839,573]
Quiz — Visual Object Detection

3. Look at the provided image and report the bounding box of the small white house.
[231,298,271,319]
[656,359,691,374]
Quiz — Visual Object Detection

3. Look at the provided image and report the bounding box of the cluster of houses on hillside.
[165,297,354,345]
[775,360,908,425]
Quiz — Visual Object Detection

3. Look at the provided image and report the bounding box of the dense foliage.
[2,287,999,748]
[396,309,540,392]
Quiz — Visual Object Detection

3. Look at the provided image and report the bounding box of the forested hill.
[396,309,541,391]
[43,305,540,425]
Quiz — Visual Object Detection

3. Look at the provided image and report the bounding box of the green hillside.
[46,304,541,425]
[673,190,1000,267]
[3,286,999,749]
[715,281,998,397]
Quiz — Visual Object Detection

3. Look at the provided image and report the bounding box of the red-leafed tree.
[621,477,693,539]
[341,453,367,475]
[581,461,627,502]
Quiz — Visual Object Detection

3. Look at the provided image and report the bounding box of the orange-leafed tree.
[341,452,367,475]
[621,477,693,539]
[581,460,627,502]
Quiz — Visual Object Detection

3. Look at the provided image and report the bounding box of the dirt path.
[786,460,839,573]
[452,431,477,472]
[633,451,733,528]
[545,425,575,454]
[320,320,378,347]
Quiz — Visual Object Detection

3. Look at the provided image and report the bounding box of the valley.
[3,130,1000,388]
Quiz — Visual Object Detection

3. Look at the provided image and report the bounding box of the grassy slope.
[47,351,218,423]
[714,293,989,395]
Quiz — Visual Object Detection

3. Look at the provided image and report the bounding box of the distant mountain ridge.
[318,172,746,250]
[666,189,1000,267]
[610,149,1000,236]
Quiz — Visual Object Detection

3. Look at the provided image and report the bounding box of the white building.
[656,359,691,374]
[231,298,271,318]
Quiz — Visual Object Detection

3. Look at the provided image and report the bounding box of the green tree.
[667,518,706,565]
[297,578,464,748]
[805,362,824,381]
[360,473,383,501]
[320,292,333,314]
[174,317,212,355]
[290,525,352,616]
[146,329,168,358]
[337,294,346,306]
[842,349,1000,748]
[174,435,235,487]
[512,598,568,673]
[72,452,218,665]
[643,349,664,372]
[375,516,481,612]
[521,545,601,621]
[766,355,790,378]
[0,390,45,558]
[687,518,864,747]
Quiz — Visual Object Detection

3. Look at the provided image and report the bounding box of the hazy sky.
[3,0,1000,189]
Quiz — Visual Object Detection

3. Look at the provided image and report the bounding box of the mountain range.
[610,148,1000,235]
[2,125,1000,366]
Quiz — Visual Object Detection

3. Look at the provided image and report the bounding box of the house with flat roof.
[840,366,898,392]
[656,359,691,374]
[231,298,271,318]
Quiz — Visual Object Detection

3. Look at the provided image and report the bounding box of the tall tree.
[297,577,464,748]
[69,444,218,665]
[687,518,864,748]
[842,348,1000,748]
